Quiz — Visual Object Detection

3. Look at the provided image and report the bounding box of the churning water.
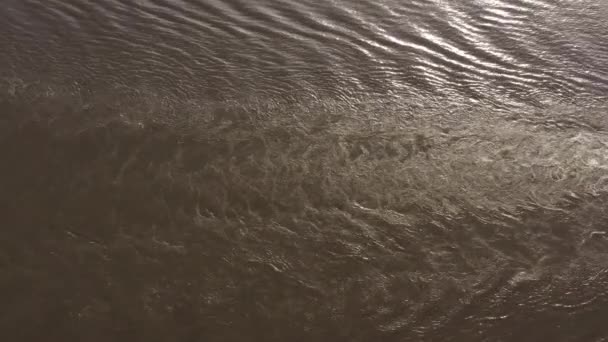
[1,0,608,341]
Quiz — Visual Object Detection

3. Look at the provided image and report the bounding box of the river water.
[1,0,608,341]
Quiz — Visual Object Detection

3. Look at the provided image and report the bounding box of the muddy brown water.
[1,0,608,341]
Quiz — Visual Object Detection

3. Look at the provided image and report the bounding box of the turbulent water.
[2,0,608,341]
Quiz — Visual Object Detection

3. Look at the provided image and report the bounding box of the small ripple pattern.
[1,0,607,102]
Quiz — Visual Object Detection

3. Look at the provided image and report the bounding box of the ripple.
[1,0,607,100]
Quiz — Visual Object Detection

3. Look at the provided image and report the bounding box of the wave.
[2,0,608,100]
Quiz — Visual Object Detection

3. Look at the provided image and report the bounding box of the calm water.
[1,0,608,341]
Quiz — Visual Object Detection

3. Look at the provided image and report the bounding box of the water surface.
[1,0,608,341]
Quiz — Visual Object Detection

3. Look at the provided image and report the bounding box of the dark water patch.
[2,92,608,340]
